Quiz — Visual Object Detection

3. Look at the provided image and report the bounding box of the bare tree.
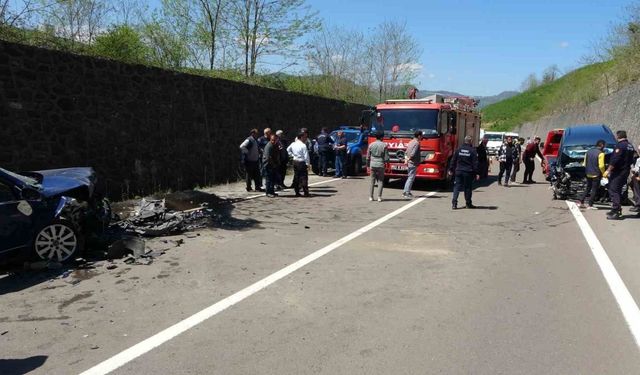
[541,64,561,84]
[520,73,539,92]
[38,0,112,43]
[307,24,367,97]
[228,0,320,77]
[1,0,45,27]
[368,20,422,101]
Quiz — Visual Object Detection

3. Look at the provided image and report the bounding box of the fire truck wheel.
[383,177,390,186]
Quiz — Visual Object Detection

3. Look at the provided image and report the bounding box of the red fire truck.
[364,94,481,186]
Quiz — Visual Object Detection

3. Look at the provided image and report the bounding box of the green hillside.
[481,62,614,131]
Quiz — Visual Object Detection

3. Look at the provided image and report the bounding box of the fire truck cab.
[365,94,481,185]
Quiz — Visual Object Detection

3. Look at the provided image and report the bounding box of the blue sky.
[307,0,633,96]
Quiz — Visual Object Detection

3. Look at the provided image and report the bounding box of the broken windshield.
[375,109,439,137]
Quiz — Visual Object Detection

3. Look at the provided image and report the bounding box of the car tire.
[352,157,362,176]
[32,219,81,263]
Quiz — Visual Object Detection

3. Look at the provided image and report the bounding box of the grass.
[481,61,614,131]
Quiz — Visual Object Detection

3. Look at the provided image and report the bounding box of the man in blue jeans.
[334,130,348,178]
[403,130,423,198]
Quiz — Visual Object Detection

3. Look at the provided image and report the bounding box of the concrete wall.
[515,81,640,144]
[0,41,367,199]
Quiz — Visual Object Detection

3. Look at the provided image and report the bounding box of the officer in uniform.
[604,130,635,220]
[449,135,479,210]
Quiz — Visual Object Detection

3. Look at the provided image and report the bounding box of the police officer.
[449,135,479,210]
[604,130,635,220]
[316,127,334,176]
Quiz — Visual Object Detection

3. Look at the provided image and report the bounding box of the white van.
[483,131,505,155]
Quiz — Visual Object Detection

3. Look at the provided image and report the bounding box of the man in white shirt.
[287,131,311,197]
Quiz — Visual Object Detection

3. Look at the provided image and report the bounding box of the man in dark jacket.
[276,130,289,189]
[316,127,334,176]
[605,130,635,220]
[578,139,606,209]
[497,136,518,187]
[477,137,489,179]
[262,134,281,198]
[449,135,479,209]
[522,136,545,184]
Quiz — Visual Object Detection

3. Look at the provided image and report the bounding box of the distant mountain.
[475,91,519,108]
[417,90,466,98]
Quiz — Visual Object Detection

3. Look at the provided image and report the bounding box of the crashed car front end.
[0,167,110,263]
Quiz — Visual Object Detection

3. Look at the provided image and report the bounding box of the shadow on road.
[0,355,48,375]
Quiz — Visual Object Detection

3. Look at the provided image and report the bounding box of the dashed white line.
[79,191,437,375]
[566,201,640,349]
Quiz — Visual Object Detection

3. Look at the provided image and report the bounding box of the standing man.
[276,130,289,189]
[578,140,606,210]
[604,130,635,220]
[403,130,423,199]
[510,137,523,184]
[316,127,334,176]
[476,137,490,179]
[367,131,389,202]
[263,134,281,198]
[522,136,545,184]
[287,131,311,197]
[630,150,640,214]
[334,130,348,179]
[239,129,263,192]
[497,136,517,187]
[449,135,479,209]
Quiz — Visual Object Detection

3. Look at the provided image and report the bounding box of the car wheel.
[33,220,80,262]
[352,157,362,176]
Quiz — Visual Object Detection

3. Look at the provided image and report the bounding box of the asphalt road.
[2,169,640,375]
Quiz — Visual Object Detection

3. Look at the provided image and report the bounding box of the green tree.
[92,25,150,64]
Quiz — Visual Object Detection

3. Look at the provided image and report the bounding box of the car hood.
[35,167,96,198]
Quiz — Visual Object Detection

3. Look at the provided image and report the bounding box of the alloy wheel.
[34,223,78,262]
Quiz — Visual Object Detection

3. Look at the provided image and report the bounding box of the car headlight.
[421,151,435,161]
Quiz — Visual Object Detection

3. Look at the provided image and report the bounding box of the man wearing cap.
[449,135,479,209]
[604,130,635,220]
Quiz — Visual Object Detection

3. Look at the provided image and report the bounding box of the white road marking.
[566,201,640,349]
[80,192,437,375]
[244,178,342,200]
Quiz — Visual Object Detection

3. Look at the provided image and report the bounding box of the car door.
[0,182,33,255]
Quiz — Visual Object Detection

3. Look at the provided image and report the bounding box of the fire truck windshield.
[375,109,439,137]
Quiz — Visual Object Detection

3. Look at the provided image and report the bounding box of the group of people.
[578,130,640,220]
[475,135,546,187]
[240,127,349,198]
[240,126,639,219]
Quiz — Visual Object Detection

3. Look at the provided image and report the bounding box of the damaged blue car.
[0,167,110,263]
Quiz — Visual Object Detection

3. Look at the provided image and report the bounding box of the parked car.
[311,127,369,176]
[0,167,110,263]
[548,124,617,200]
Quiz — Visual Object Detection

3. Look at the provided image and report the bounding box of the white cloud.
[559,41,570,48]
[428,73,436,79]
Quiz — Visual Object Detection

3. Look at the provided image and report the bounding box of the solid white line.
[79,192,437,375]
[566,201,640,349]
[243,178,342,200]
